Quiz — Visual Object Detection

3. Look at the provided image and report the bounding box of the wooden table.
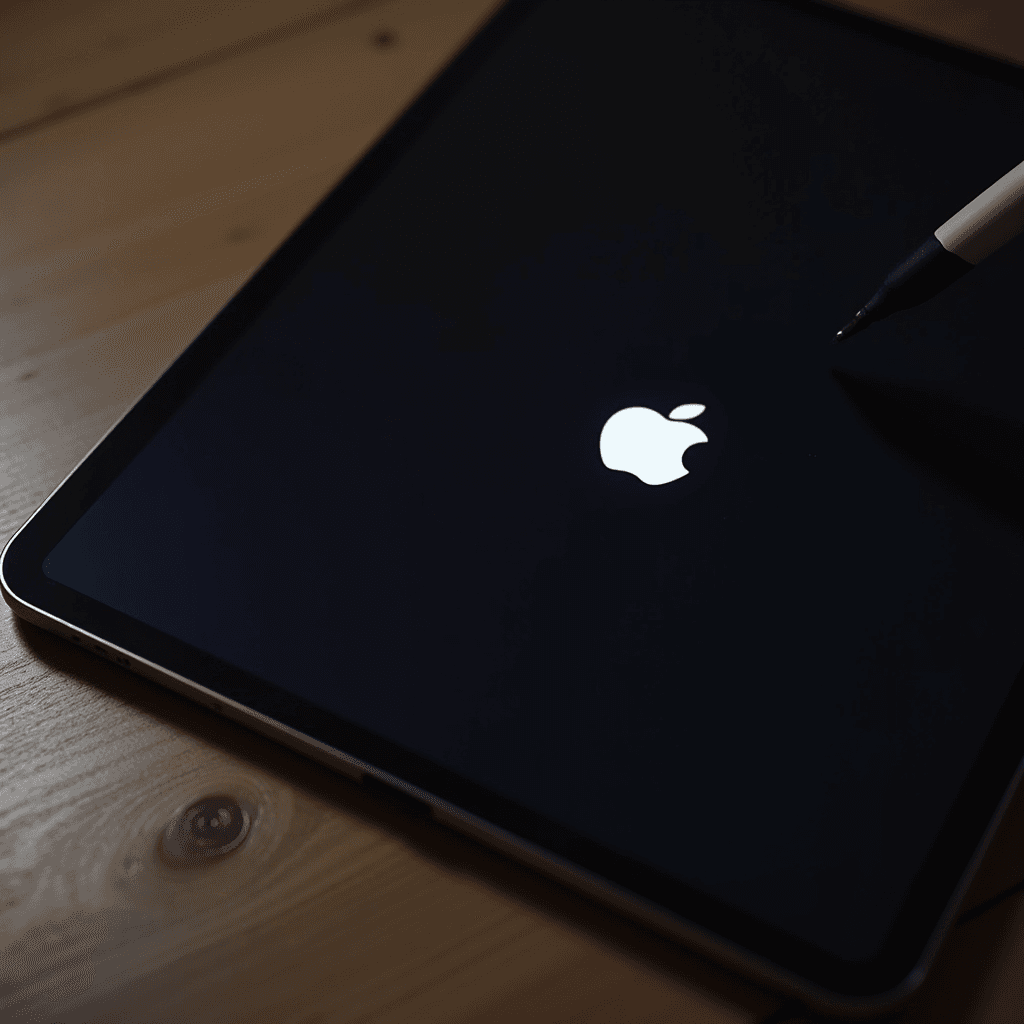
[2,2,1022,1020]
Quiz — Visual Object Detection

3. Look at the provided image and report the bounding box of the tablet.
[4,0,1024,1011]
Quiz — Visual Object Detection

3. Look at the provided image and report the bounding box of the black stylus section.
[834,234,973,342]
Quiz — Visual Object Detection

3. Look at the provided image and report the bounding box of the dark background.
[43,0,1024,963]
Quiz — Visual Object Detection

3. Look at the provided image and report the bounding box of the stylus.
[833,158,1024,342]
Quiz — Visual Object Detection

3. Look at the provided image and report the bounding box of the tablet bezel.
[4,0,1024,1010]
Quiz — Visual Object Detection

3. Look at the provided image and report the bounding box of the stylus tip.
[833,312,866,343]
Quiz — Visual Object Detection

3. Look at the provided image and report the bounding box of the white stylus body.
[835,158,1024,341]
[935,158,1024,264]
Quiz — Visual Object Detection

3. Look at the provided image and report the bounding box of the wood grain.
[2,1,1023,1021]
[0,0,388,138]
[818,0,1024,65]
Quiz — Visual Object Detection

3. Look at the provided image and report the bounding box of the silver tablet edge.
[6,510,1020,1016]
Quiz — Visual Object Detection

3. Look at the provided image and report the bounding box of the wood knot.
[161,795,250,865]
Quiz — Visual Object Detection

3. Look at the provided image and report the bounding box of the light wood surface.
[1,2,1022,1021]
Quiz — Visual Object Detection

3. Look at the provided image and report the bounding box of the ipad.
[4,0,1024,1011]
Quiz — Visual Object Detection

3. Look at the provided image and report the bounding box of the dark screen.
[43,0,1024,962]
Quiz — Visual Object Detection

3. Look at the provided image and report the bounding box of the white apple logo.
[599,404,708,486]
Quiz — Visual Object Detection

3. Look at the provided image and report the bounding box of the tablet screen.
[26,0,1024,991]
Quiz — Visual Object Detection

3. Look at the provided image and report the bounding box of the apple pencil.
[833,158,1024,342]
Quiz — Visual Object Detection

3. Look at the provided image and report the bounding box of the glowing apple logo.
[599,404,708,485]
